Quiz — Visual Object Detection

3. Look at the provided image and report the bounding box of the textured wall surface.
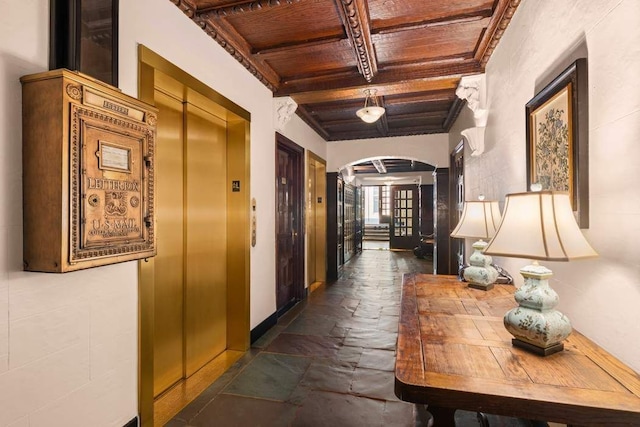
[451,0,640,371]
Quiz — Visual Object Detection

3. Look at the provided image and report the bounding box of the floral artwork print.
[530,85,573,197]
[526,59,588,228]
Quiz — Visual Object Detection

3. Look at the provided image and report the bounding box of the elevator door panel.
[153,90,185,397]
[184,103,228,377]
[308,162,317,285]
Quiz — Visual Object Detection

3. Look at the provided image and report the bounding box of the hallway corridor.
[165,251,533,427]
[165,250,427,426]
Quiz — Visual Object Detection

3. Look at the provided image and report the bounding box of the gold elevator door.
[152,87,228,398]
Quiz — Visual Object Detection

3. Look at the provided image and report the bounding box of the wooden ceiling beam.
[375,97,389,136]
[280,61,481,103]
[389,111,450,121]
[372,10,493,35]
[197,0,302,16]
[385,90,455,105]
[335,0,378,82]
[442,97,466,131]
[295,105,331,140]
[253,36,347,56]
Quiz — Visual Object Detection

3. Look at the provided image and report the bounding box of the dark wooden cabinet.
[354,186,363,253]
[327,173,342,281]
[433,169,452,275]
[420,184,434,236]
[344,183,355,263]
[327,174,362,281]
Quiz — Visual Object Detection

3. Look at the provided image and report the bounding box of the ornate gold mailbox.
[21,69,157,272]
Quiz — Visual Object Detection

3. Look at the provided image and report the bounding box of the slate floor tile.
[343,328,397,350]
[350,367,399,401]
[191,394,297,427]
[336,345,364,363]
[300,359,356,394]
[285,315,337,336]
[223,353,311,401]
[166,251,433,427]
[291,390,386,427]
[358,348,396,371]
[383,400,417,427]
[266,333,342,357]
[377,314,400,332]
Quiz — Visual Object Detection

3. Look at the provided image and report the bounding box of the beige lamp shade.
[484,191,597,261]
[450,201,502,240]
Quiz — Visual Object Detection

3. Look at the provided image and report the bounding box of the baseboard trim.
[123,416,138,427]
[250,311,278,344]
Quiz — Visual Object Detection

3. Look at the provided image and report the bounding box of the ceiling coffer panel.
[223,1,345,50]
[262,40,358,78]
[367,0,495,29]
[180,0,521,141]
[372,18,490,65]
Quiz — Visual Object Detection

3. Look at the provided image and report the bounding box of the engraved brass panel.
[21,69,157,272]
[78,111,146,251]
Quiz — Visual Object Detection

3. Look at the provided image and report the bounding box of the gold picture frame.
[526,59,589,228]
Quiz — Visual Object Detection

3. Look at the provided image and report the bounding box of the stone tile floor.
[166,250,543,427]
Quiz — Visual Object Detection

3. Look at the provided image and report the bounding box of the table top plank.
[489,346,535,382]
[395,273,640,426]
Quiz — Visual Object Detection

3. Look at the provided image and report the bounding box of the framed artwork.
[526,58,589,228]
[50,0,119,87]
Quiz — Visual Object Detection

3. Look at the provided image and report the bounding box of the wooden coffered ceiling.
[171,0,520,141]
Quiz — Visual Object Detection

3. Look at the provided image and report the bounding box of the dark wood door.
[389,185,419,249]
[276,134,304,314]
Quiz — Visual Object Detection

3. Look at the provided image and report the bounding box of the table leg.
[427,405,456,427]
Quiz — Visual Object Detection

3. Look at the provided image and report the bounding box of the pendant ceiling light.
[356,89,385,123]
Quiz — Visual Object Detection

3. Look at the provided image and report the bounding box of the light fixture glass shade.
[450,201,502,239]
[484,191,597,261]
[356,106,385,123]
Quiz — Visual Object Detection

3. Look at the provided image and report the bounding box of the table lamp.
[450,196,502,290]
[484,188,598,356]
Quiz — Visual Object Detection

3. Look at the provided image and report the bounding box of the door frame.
[275,133,305,315]
[137,45,251,427]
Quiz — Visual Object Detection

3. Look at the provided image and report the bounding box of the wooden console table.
[395,274,640,426]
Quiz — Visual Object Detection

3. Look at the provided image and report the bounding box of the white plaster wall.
[327,134,450,172]
[456,0,640,371]
[0,1,138,425]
